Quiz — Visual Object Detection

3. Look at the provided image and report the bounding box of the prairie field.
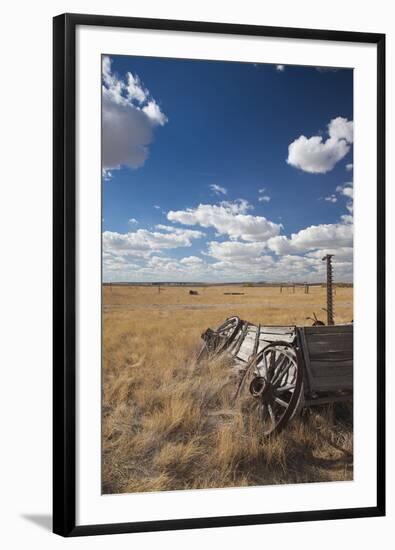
[102,284,353,494]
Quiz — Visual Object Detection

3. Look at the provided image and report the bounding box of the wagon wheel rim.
[213,316,242,356]
[257,343,303,435]
[235,342,303,436]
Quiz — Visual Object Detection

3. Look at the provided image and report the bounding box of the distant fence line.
[103,282,353,288]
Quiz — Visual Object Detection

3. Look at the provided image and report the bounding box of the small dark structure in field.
[189,290,199,295]
[224,292,245,295]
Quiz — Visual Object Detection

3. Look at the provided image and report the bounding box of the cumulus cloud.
[103,227,204,258]
[328,117,353,143]
[346,163,353,171]
[306,247,353,262]
[103,185,353,283]
[206,240,268,262]
[179,256,204,266]
[268,222,353,255]
[102,56,167,171]
[276,65,285,72]
[128,218,138,224]
[287,117,353,174]
[167,200,282,242]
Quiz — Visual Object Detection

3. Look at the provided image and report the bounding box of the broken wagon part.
[198,317,353,436]
[197,316,242,362]
[306,312,325,326]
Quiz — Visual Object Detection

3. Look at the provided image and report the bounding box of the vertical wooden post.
[322,254,334,325]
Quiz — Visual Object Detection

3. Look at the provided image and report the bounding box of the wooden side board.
[298,325,353,393]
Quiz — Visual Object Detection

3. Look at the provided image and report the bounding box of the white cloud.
[102,169,113,182]
[153,205,161,210]
[179,256,204,266]
[276,65,285,72]
[336,182,353,199]
[287,117,353,174]
[142,101,168,126]
[126,72,147,104]
[206,240,268,262]
[346,163,353,171]
[258,188,271,202]
[210,184,227,196]
[103,184,353,283]
[340,214,353,225]
[324,195,337,203]
[102,56,168,171]
[128,218,138,224]
[103,227,204,258]
[167,200,282,242]
[268,222,353,255]
[306,247,353,262]
[328,117,354,143]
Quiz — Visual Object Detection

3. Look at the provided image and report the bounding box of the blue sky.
[102,55,353,283]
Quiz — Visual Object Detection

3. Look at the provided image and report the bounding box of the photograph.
[101,54,354,495]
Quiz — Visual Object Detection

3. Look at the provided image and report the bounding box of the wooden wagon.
[198,316,353,435]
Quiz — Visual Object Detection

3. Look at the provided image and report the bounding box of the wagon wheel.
[235,342,303,436]
[196,316,242,362]
[212,316,242,356]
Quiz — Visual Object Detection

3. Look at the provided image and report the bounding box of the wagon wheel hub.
[261,383,275,403]
[249,376,276,403]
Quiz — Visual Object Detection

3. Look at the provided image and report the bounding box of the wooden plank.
[304,394,352,406]
[307,336,353,349]
[308,346,353,361]
[303,324,353,335]
[257,326,295,335]
[311,378,353,391]
[307,332,353,344]
[310,366,353,379]
[258,333,295,343]
[310,359,353,370]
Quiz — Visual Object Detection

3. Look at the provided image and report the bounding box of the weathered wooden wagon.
[198,316,353,435]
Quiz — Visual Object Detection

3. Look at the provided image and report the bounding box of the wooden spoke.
[274,396,289,408]
[276,384,296,393]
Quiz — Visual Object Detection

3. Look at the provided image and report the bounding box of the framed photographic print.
[53,13,385,537]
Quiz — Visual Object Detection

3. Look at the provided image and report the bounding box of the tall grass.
[102,285,353,494]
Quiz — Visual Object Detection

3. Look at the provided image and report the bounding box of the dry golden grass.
[102,284,353,494]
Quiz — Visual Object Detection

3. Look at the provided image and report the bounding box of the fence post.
[322,254,334,325]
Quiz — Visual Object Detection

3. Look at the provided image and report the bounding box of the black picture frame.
[53,13,386,537]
